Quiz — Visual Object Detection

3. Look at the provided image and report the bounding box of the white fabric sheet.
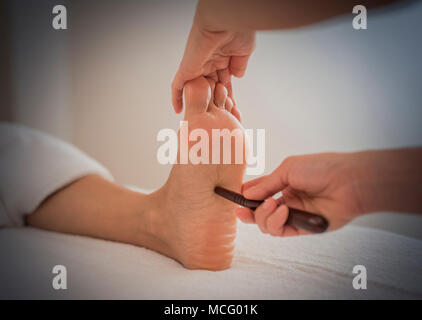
[1,223,421,299]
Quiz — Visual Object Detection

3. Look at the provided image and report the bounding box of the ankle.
[128,189,176,260]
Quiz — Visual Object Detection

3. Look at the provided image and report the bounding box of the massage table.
[1,215,421,299]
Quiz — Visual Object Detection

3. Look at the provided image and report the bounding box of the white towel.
[1,223,421,299]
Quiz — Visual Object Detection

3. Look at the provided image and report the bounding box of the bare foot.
[154,77,247,270]
[27,76,247,272]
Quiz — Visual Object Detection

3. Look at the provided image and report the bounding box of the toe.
[214,83,228,109]
[231,106,242,123]
[205,77,217,108]
[225,97,234,112]
[184,76,211,119]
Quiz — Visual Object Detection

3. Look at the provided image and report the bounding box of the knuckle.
[269,229,279,236]
[281,155,295,168]
[267,224,277,235]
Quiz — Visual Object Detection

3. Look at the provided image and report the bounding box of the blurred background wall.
[5,0,72,140]
[2,0,422,238]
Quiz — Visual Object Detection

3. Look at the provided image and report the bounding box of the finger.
[242,175,268,193]
[230,55,251,78]
[277,205,310,237]
[266,204,289,236]
[243,172,287,200]
[231,105,242,122]
[281,225,305,237]
[235,207,255,224]
[243,161,291,200]
[207,71,218,83]
[280,186,307,211]
[171,75,185,114]
[214,83,228,108]
[254,197,277,234]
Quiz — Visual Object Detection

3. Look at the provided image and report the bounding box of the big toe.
[183,76,213,120]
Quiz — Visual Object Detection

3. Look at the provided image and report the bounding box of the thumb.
[229,55,251,78]
[171,74,185,114]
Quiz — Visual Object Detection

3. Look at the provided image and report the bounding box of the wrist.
[343,152,379,215]
[194,0,224,33]
[344,148,422,214]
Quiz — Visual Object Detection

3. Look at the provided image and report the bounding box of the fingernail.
[263,199,272,211]
[244,186,256,198]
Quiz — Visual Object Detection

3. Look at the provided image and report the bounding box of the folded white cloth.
[0,223,421,299]
[0,122,113,227]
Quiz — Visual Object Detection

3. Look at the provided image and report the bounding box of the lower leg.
[27,175,175,260]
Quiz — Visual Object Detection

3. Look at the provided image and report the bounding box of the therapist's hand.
[172,0,403,114]
[236,148,422,237]
[236,153,363,237]
[172,14,255,114]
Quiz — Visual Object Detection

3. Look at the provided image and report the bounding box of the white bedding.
[1,223,421,299]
